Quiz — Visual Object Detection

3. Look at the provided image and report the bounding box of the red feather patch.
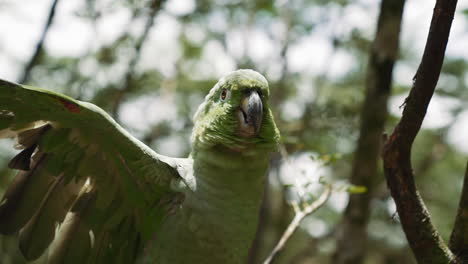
[58,98,81,113]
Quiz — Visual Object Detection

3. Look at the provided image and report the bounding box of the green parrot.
[0,69,280,263]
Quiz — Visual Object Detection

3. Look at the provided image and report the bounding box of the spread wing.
[0,79,184,263]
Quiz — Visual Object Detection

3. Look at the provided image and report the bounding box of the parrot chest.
[143,151,269,263]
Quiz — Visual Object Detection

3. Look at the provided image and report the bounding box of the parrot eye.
[220,89,228,101]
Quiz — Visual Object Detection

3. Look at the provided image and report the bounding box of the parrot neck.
[193,145,270,194]
[186,145,270,261]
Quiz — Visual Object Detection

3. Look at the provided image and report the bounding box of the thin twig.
[19,0,60,84]
[263,185,332,264]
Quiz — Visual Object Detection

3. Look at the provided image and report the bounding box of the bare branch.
[19,0,60,84]
[111,0,165,119]
[449,161,468,261]
[333,0,406,263]
[263,185,332,264]
[382,0,458,263]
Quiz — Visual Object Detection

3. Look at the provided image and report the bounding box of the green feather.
[192,69,280,151]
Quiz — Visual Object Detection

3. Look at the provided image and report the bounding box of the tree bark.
[382,0,458,263]
[449,161,468,261]
[333,0,406,263]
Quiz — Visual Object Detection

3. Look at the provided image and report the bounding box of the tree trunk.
[333,0,406,263]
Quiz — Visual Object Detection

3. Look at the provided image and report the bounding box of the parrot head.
[192,69,280,153]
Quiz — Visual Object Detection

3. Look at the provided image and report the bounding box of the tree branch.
[382,0,458,263]
[449,161,468,261]
[111,0,165,119]
[263,185,332,264]
[19,0,60,84]
[334,0,405,263]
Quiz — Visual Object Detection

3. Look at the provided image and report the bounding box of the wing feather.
[19,173,85,260]
[48,187,96,264]
[0,79,185,262]
[0,152,55,234]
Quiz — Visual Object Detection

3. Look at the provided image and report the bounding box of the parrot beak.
[238,90,263,137]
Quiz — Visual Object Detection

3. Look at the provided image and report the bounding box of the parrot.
[0,69,280,264]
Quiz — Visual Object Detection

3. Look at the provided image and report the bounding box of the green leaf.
[318,176,329,185]
[347,185,367,194]
[313,153,343,165]
[463,8,468,16]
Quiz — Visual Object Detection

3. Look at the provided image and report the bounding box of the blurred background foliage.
[0,0,467,263]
